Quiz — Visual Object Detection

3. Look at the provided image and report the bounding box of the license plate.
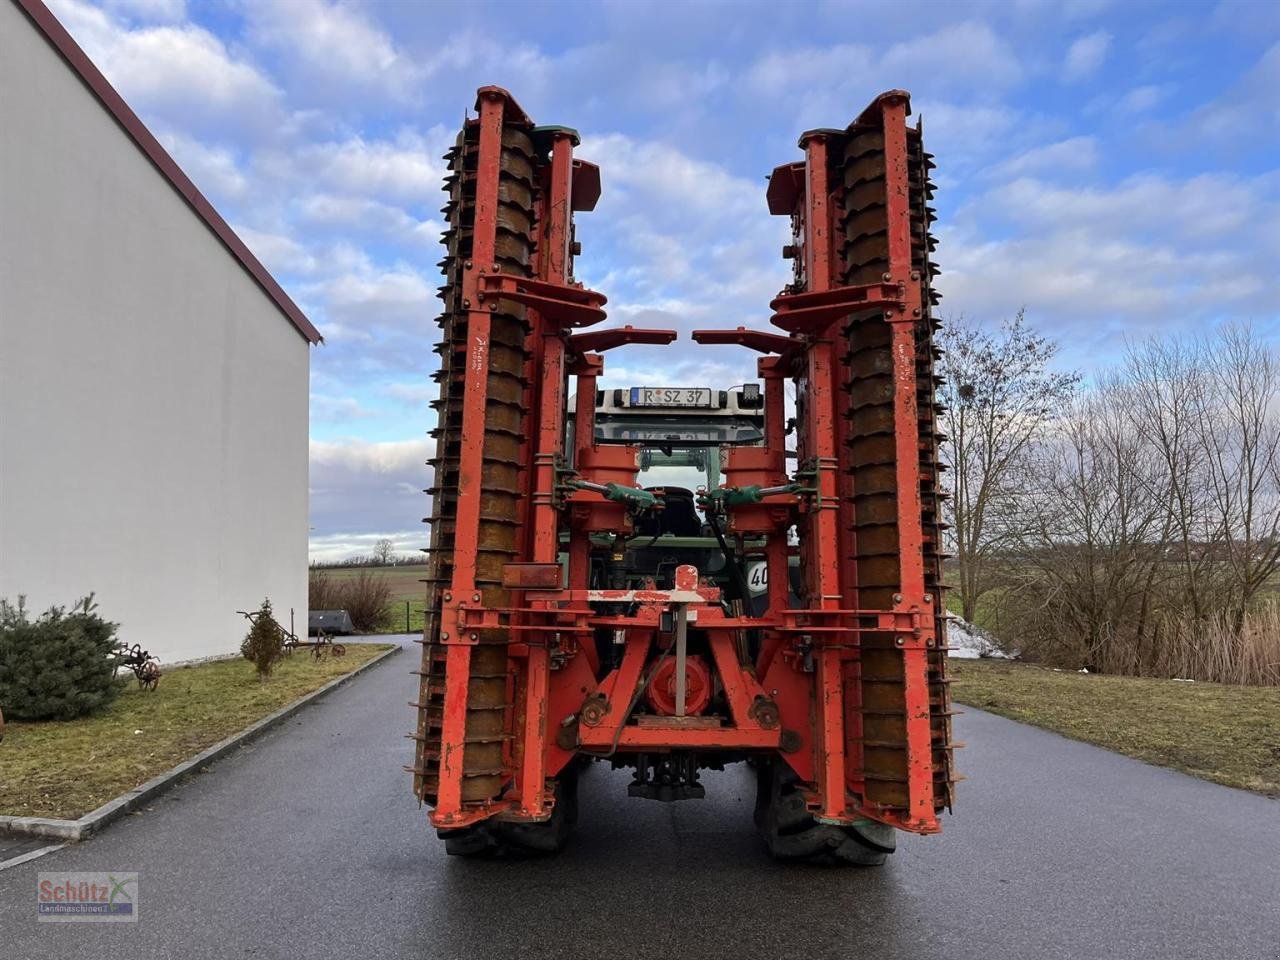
[629,387,712,408]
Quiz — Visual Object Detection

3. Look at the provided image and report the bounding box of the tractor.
[413,86,955,865]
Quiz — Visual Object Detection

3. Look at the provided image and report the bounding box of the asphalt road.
[3,635,1277,960]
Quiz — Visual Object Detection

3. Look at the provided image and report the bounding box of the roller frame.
[414,87,956,842]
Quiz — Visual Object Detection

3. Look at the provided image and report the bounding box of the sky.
[45,0,1280,560]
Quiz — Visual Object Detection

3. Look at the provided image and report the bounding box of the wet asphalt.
[2,635,1277,960]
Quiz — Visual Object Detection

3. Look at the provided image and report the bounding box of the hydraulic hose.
[706,511,755,618]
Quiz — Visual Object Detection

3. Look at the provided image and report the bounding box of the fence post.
[405,600,410,633]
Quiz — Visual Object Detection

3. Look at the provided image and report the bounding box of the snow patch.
[945,616,1012,659]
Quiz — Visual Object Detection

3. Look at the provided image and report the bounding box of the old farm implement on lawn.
[112,642,161,690]
[237,609,347,660]
[412,87,956,863]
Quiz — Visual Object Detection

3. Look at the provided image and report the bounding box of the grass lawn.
[383,599,428,635]
[0,643,393,820]
[949,659,1280,796]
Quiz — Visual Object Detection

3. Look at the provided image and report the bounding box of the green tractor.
[568,384,797,616]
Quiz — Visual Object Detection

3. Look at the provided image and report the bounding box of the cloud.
[1180,41,1280,145]
[158,131,248,199]
[1115,84,1168,114]
[912,101,1032,178]
[232,225,319,276]
[1063,30,1112,82]
[1210,0,1280,41]
[42,0,1280,551]
[938,171,1280,364]
[881,21,1023,90]
[241,0,425,105]
[309,439,430,544]
[384,382,436,405]
[101,0,185,22]
[433,30,554,96]
[989,136,1099,179]
[579,133,788,326]
[296,254,440,382]
[311,394,378,423]
[743,22,1023,138]
[745,43,874,101]
[310,438,429,480]
[297,194,441,248]
[1058,0,1113,19]
[942,227,1239,322]
[308,530,423,564]
[48,0,284,139]
[584,134,760,221]
[290,130,452,205]
[989,173,1274,240]
[304,265,435,332]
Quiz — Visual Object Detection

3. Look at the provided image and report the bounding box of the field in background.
[314,564,428,634]
[315,563,427,601]
[950,659,1280,796]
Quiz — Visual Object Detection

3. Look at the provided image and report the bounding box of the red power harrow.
[411,87,958,863]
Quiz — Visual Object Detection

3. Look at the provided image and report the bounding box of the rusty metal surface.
[112,642,161,690]
[417,106,535,810]
[758,90,956,834]
[413,86,955,850]
[417,91,611,826]
[690,327,795,354]
[566,325,676,354]
[836,100,954,821]
[500,563,562,589]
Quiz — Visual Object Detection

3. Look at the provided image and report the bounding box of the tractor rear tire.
[755,762,895,866]
[439,770,579,858]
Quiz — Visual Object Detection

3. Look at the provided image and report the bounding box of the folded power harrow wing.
[412,87,956,860]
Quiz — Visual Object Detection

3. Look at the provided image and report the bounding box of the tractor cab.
[566,384,781,610]
[593,382,764,488]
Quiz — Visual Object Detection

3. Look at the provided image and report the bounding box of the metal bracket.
[566,325,677,354]
[437,591,484,645]
[769,282,904,334]
[690,326,797,354]
[890,600,938,650]
[476,272,607,327]
[792,459,823,510]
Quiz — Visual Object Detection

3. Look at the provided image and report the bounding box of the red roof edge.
[14,0,323,345]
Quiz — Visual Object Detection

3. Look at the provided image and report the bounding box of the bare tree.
[938,310,1078,621]
[1121,336,1222,625]
[997,323,1280,683]
[1009,383,1166,671]
[374,538,397,566]
[1195,323,1280,629]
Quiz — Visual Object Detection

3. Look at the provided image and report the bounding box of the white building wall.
[0,1,310,661]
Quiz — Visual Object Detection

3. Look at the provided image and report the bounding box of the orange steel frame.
[425,88,943,836]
